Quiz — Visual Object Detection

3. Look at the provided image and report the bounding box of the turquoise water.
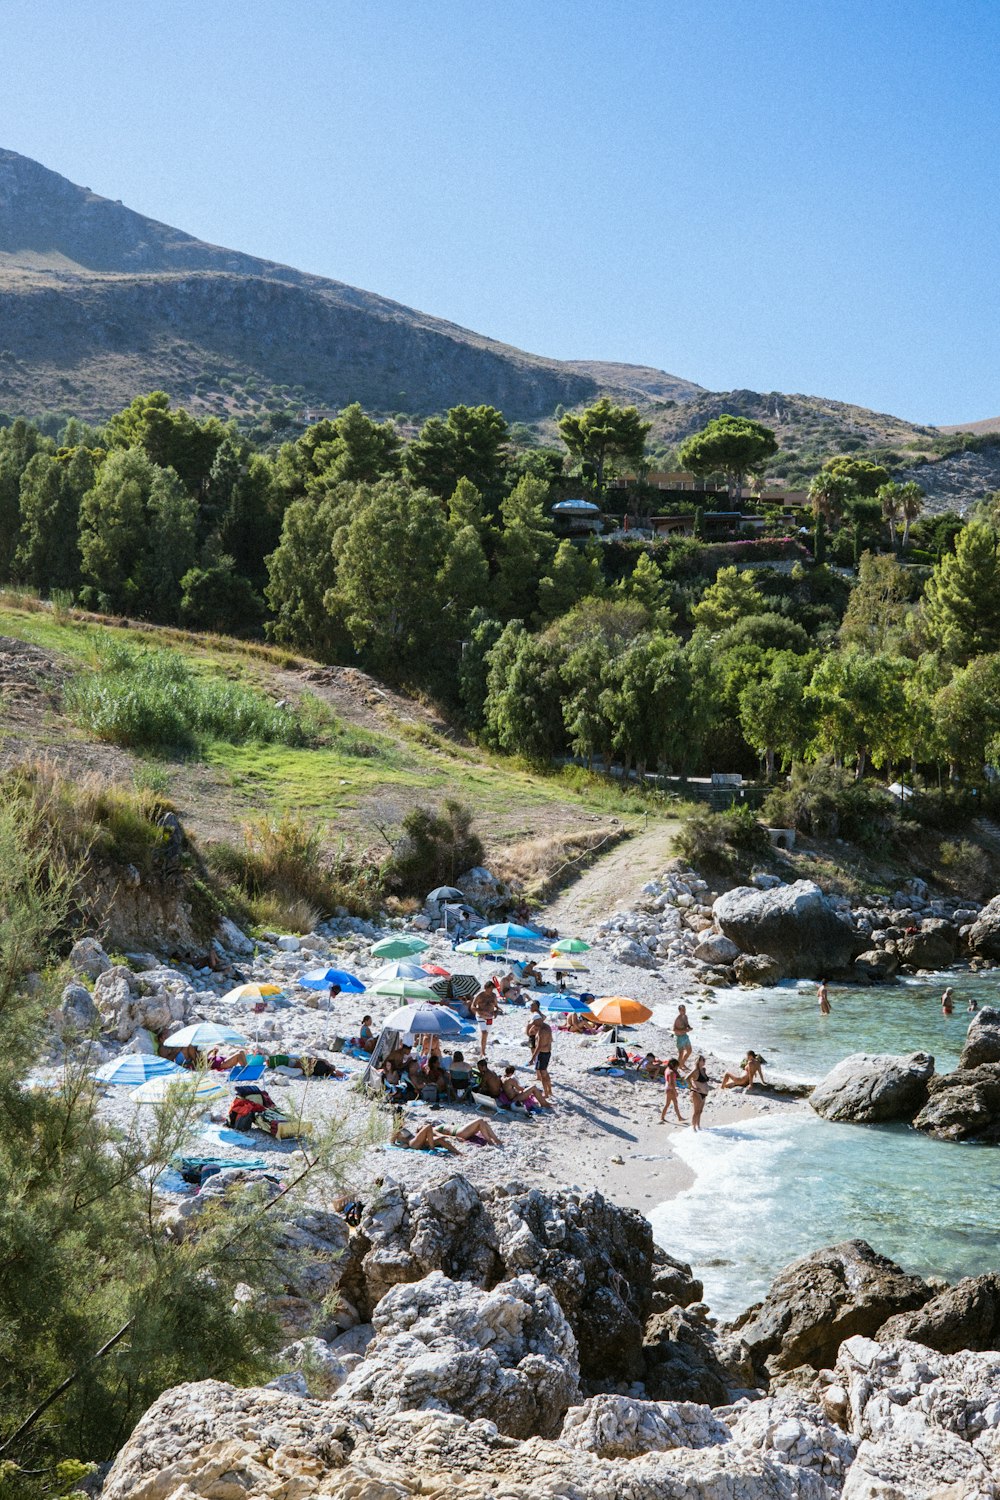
[649,971,1000,1318]
[654,972,999,1084]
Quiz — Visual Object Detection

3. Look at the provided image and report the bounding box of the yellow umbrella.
[589,996,653,1026]
[220,982,285,1004]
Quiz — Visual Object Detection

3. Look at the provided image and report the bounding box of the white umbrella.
[381,1005,464,1035]
[164,1022,250,1050]
[130,1074,227,1104]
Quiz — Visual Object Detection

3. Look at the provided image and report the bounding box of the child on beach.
[659,1058,686,1123]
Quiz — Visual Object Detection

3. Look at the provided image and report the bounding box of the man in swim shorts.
[672,1004,692,1067]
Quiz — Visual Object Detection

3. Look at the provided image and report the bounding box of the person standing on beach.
[686,1054,710,1131]
[527,1013,554,1100]
[817,979,831,1015]
[659,1058,686,1123]
[472,985,499,1057]
[672,1005,693,1067]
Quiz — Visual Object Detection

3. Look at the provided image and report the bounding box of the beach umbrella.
[369,978,439,1001]
[371,960,434,982]
[382,1004,464,1035]
[426,885,465,903]
[93,1054,187,1086]
[130,1074,227,1104]
[540,993,593,1013]
[296,968,366,993]
[550,938,591,954]
[455,938,503,957]
[421,962,451,977]
[164,1021,250,1050]
[589,996,653,1026]
[477,922,540,943]
[429,973,479,1000]
[220,982,286,1004]
[370,935,431,959]
[537,956,590,972]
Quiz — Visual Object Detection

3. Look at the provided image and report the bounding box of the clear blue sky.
[4,0,998,424]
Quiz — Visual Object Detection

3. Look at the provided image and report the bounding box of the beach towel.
[384,1142,453,1157]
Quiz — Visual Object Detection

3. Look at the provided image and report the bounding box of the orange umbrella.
[589,996,653,1026]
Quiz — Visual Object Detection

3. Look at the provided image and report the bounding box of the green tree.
[404,405,510,504]
[820,456,890,497]
[562,635,612,771]
[104,392,224,496]
[808,468,857,524]
[601,632,696,776]
[180,558,265,635]
[840,552,914,651]
[144,467,199,622]
[436,523,490,634]
[806,649,913,776]
[447,476,486,535]
[216,452,283,589]
[557,398,650,489]
[931,654,1000,777]
[458,609,504,727]
[483,624,564,761]
[13,451,88,593]
[264,491,346,658]
[491,474,556,620]
[77,448,155,611]
[738,651,813,778]
[621,550,671,618]
[536,539,605,622]
[897,480,924,549]
[677,415,778,500]
[0,419,49,579]
[309,402,401,485]
[330,481,451,676]
[690,566,766,632]
[922,522,1000,663]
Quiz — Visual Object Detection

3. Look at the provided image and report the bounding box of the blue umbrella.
[382,1005,464,1036]
[540,994,593,1013]
[93,1054,187,1086]
[370,961,434,983]
[477,923,541,942]
[297,967,366,993]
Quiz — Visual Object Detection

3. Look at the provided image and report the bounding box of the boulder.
[727,1392,857,1481]
[216,916,254,956]
[693,933,740,966]
[335,1270,580,1439]
[58,981,98,1031]
[713,880,861,978]
[967,894,1000,961]
[852,948,898,982]
[808,1051,934,1124]
[895,919,958,970]
[609,935,660,968]
[642,1307,734,1405]
[650,1248,704,1312]
[722,1241,931,1384]
[69,935,111,979]
[733,952,784,986]
[560,1393,731,1458]
[911,1061,1000,1142]
[876,1272,1000,1354]
[959,1005,1000,1069]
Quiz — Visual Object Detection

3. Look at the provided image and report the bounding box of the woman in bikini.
[686,1054,710,1131]
[721,1050,767,1091]
[659,1058,686,1123]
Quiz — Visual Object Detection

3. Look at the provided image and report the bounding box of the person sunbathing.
[391,1123,462,1154]
[206,1047,249,1071]
[639,1052,666,1079]
[721,1050,767,1092]
[501,1066,551,1110]
[563,1012,600,1034]
[438,1117,502,1147]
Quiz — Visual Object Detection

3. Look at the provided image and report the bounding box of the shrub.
[208,814,382,928]
[65,641,302,753]
[382,799,484,896]
[762,763,896,851]
[936,838,993,901]
[674,804,771,876]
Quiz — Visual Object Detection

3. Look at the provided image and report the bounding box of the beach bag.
[330,1037,345,1053]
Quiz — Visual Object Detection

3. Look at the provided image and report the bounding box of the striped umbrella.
[455,939,503,957]
[371,961,434,982]
[130,1074,227,1104]
[429,972,480,1000]
[93,1054,187,1086]
[220,982,286,1004]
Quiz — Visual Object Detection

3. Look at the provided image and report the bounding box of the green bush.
[382,798,484,896]
[66,641,302,753]
[936,838,993,900]
[762,763,896,851]
[208,813,383,928]
[674,804,771,876]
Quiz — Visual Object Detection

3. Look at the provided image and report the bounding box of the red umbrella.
[421,963,451,977]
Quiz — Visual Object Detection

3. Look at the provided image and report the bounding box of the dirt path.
[537,817,681,934]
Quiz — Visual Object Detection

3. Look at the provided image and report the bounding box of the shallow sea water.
[649,971,1000,1318]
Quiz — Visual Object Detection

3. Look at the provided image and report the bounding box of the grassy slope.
[0,598,662,863]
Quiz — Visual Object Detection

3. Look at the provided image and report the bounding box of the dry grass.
[493,823,628,902]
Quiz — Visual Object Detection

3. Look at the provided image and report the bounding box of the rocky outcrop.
[722,1240,931,1384]
[57,981,98,1031]
[69,935,111,979]
[643,1307,734,1405]
[92,962,194,1042]
[351,1176,655,1384]
[959,1005,1000,1069]
[852,948,898,982]
[876,1272,1000,1354]
[733,952,784,985]
[808,1051,934,1124]
[561,1393,731,1457]
[894,918,958,970]
[713,881,861,978]
[967,895,1000,961]
[335,1270,580,1438]
[912,1061,1000,1142]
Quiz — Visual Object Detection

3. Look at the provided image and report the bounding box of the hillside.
[0,147,953,479]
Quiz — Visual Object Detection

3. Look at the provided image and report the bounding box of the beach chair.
[229,1060,265,1084]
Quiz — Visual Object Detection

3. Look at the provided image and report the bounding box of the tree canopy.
[677,415,778,499]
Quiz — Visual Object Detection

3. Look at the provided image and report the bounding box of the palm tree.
[877,482,902,550]
[898,481,924,550]
[808,470,855,524]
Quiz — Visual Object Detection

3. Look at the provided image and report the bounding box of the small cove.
[650,971,1000,1318]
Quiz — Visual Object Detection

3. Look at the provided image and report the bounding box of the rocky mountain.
[0,148,705,423]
